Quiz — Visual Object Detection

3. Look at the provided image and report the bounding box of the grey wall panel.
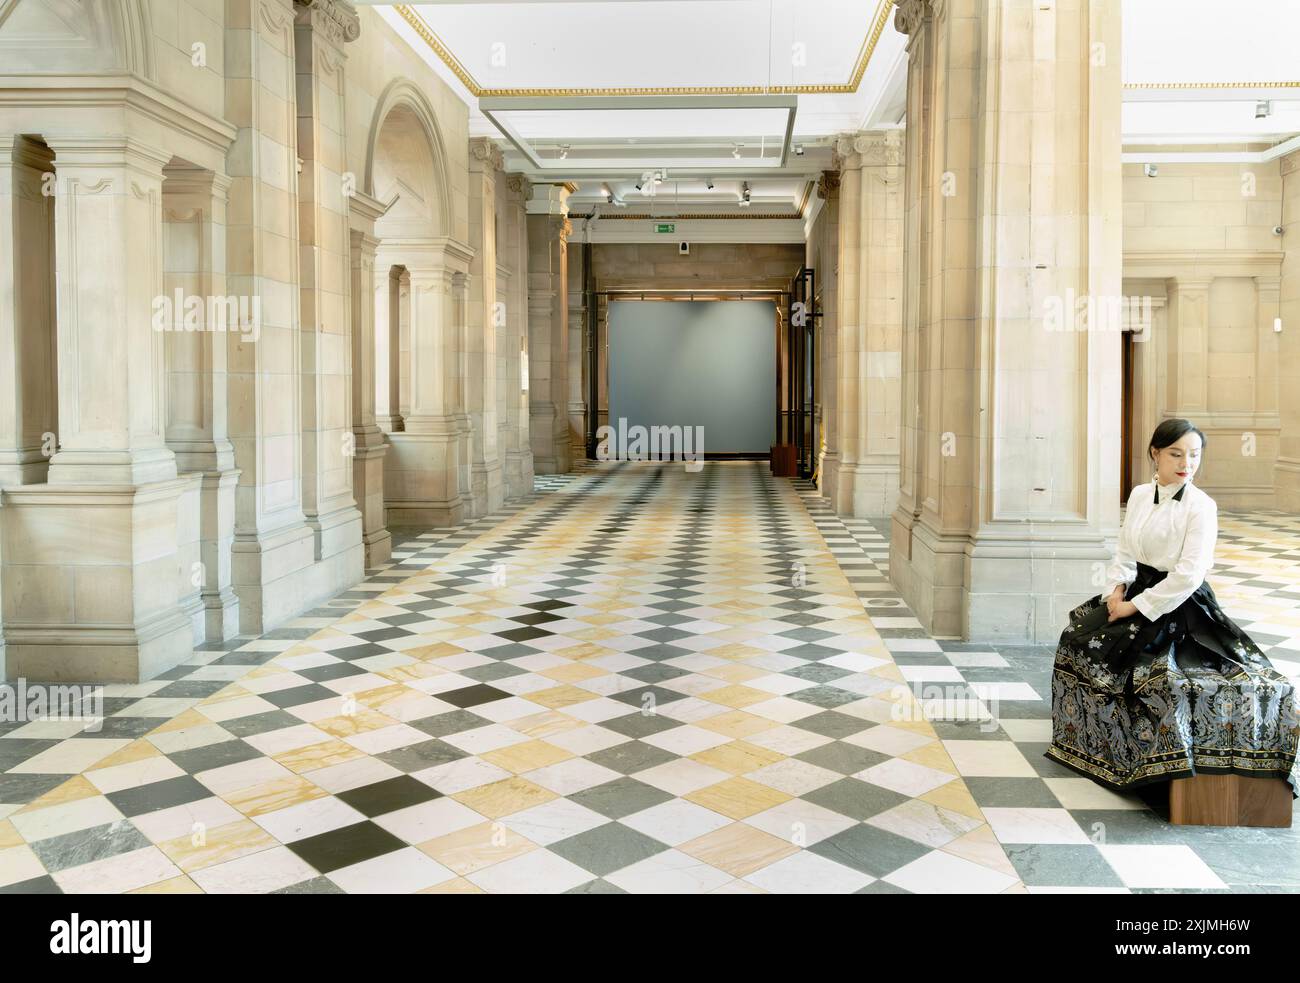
[608,300,776,455]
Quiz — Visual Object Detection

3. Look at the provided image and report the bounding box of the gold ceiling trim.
[392,1,895,99]
[1123,80,1300,90]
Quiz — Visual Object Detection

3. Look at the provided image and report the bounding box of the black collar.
[1157,482,1187,504]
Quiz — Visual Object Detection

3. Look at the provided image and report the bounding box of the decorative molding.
[817,171,842,200]
[393,1,896,98]
[469,137,505,172]
[893,0,928,37]
[293,0,360,45]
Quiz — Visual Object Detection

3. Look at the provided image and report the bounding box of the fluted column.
[890,0,1123,642]
[526,184,572,474]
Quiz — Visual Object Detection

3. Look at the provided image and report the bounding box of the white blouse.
[1102,478,1218,621]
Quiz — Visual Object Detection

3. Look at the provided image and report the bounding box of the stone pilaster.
[348,190,391,567]
[161,163,241,642]
[1276,150,1300,510]
[293,0,363,588]
[500,173,534,498]
[890,0,1123,643]
[567,231,588,461]
[526,184,572,475]
[223,0,316,635]
[830,131,903,518]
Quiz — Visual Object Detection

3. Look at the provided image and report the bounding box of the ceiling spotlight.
[706,178,715,190]
[732,143,743,160]
[1256,100,1272,119]
[739,181,752,207]
[634,180,643,191]
[1143,163,1158,178]
[793,144,804,156]
[558,145,570,159]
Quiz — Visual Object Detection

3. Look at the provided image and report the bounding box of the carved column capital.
[470,137,505,172]
[293,0,361,44]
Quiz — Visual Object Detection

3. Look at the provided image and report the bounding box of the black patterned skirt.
[1045,562,1299,795]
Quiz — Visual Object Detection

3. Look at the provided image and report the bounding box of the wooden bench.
[1169,773,1293,827]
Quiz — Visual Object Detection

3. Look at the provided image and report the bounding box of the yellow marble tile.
[0,820,22,849]
[690,741,785,776]
[509,710,589,739]
[550,642,611,662]
[223,776,330,817]
[147,708,213,735]
[538,662,608,684]
[525,684,600,710]
[157,819,278,873]
[418,821,538,875]
[684,777,791,820]
[85,739,163,770]
[128,875,205,894]
[355,684,413,710]
[14,774,101,814]
[481,739,574,774]
[695,710,779,740]
[696,684,771,709]
[679,822,799,877]
[941,824,1019,879]
[418,876,486,894]
[273,739,368,774]
[701,663,769,684]
[902,741,956,774]
[408,641,472,661]
[705,643,767,662]
[920,779,985,821]
[452,777,556,819]
[312,708,399,739]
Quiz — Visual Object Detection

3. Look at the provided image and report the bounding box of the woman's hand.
[1105,587,1126,618]
[1107,599,1138,622]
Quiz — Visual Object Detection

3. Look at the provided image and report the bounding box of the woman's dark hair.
[1148,418,1206,462]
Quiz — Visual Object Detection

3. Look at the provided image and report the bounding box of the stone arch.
[364,77,452,237]
[0,0,155,79]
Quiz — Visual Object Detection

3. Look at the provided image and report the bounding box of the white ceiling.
[362,0,1300,227]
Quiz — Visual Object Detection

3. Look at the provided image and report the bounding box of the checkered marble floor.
[800,482,1300,894]
[1,464,1295,894]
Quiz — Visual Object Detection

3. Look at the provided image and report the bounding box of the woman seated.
[1046,418,1299,795]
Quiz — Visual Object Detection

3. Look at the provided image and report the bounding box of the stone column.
[567,232,588,461]
[500,173,534,497]
[348,190,391,567]
[0,135,56,487]
[161,163,241,641]
[526,184,572,474]
[293,0,363,588]
[373,264,402,433]
[466,138,504,515]
[814,170,840,494]
[829,131,904,517]
[890,0,1123,643]
[1276,149,1300,510]
[384,250,468,527]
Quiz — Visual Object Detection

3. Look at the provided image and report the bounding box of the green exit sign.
[655,223,675,233]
